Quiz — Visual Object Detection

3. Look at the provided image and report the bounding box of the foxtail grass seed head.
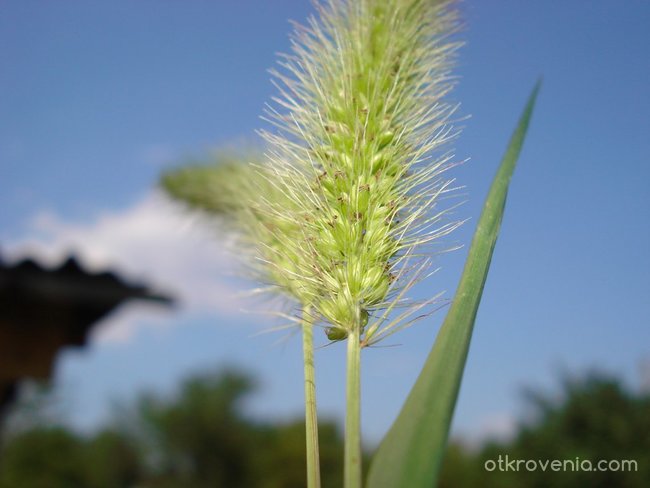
[161,156,262,217]
[250,0,464,345]
[162,158,320,305]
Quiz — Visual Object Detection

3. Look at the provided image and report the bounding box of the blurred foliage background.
[0,368,647,487]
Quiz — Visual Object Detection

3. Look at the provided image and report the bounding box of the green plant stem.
[344,326,362,488]
[302,306,321,488]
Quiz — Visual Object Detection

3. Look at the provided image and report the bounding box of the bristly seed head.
[251,0,464,344]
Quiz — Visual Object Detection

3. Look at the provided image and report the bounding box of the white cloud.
[4,192,249,345]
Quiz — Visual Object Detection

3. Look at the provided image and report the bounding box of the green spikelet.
[260,0,463,341]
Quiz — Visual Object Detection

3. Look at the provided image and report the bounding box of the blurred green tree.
[135,370,259,487]
[0,427,87,488]
[83,430,143,488]
[439,371,650,488]
[0,368,345,487]
[2,370,646,487]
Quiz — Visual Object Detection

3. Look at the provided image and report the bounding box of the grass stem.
[302,307,321,488]
[344,326,362,488]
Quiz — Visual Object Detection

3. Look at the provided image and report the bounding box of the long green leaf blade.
[367,81,541,488]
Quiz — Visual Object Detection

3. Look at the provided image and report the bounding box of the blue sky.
[1,1,649,446]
